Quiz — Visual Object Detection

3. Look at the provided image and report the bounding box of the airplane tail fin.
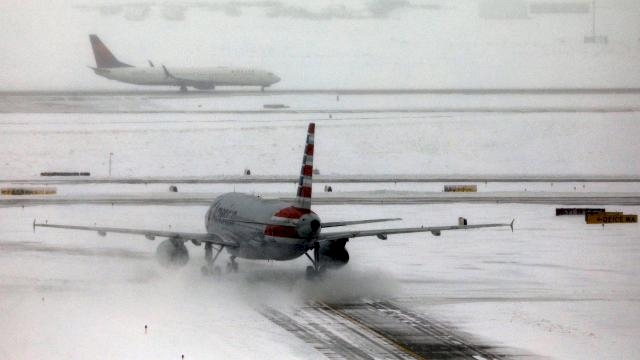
[295,123,315,210]
[89,34,132,68]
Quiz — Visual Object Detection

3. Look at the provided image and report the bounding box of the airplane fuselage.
[205,193,319,261]
[94,66,280,89]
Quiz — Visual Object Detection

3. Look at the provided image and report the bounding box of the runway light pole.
[108,152,114,176]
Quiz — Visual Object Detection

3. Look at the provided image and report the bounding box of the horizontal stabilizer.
[220,217,297,228]
[322,218,402,228]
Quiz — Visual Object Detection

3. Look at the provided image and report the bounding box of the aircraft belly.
[230,240,307,261]
[223,227,307,261]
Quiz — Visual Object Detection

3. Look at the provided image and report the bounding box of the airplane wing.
[33,221,238,247]
[162,65,199,84]
[162,65,215,90]
[317,219,514,242]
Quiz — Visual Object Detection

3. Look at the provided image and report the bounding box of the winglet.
[162,65,175,79]
[510,219,515,232]
[295,123,315,210]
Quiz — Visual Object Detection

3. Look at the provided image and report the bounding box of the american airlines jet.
[35,123,513,279]
[88,34,281,92]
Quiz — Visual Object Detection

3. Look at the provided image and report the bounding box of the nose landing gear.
[201,242,224,276]
[201,243,239,276]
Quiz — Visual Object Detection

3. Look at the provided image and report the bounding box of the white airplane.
[35,123,513,279]
[88,34,281,92]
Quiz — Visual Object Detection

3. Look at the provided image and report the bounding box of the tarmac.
[2,191,639,206]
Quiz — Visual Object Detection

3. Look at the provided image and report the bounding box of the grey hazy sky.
[1,0,639,89]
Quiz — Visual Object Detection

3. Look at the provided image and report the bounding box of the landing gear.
[201,242,224,276]
[226,256,239,273]
[179,85,188,92]
[304,241,323,280]
[260,86,265,92]
[306,266,316,279]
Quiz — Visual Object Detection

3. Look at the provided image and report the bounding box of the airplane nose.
[272,74,281,84]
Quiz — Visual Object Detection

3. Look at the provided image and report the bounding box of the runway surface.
[3,88,640,114]
[262,301,516,359]
[3,174,639,184]
[2,200,638,359]
[3,88,640,97]
[3,191,639,206]
[4,107,638,114]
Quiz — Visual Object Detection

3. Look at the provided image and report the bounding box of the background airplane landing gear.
[179,85,188,92]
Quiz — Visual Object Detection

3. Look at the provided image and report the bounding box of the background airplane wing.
[317,220,514,242]
[33,221,237,247]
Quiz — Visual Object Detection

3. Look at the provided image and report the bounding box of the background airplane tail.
[89,34,132,68]
[295,123,315,210]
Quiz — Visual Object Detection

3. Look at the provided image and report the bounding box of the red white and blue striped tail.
[295,123,315,210]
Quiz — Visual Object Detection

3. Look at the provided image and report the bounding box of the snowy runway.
[1,91,638,359]
[3,190,640,206]
[264,301,519,359]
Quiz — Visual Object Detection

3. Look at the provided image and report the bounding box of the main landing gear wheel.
[226,256,239,273]
[305,266,318,280]
[304,241,324,280]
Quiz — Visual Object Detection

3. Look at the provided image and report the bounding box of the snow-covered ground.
[4,92,640,113]
[1,93,639,179]
[0,93,639,359]
[1,202,638,359]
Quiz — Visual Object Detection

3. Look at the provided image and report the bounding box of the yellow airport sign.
[1,187,57,195]
[444,185,478,192]
[586,212,637,224]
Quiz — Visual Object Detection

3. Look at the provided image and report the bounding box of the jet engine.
[156,238,189,267]
[319,238,349,269]
[296,214,321,239]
